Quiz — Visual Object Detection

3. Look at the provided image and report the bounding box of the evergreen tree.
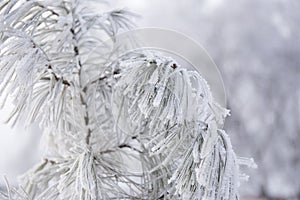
[0,0,255,199]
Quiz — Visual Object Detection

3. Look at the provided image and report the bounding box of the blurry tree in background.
[203,1,300,198]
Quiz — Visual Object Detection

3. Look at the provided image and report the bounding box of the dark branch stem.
[21,32,71,87]
[82,69,120,92]
[100,143,144,155]
[46,65,71,86]
[70,14,92,145]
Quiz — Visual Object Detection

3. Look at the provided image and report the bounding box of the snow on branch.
[112,51,256,199]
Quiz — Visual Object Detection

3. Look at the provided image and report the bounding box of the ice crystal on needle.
[111,52,256,199]
[0,0,255,199]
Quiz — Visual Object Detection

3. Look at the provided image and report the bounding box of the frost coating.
[0,0,143,199]
[112,51,256,199]
[0,0,255,199]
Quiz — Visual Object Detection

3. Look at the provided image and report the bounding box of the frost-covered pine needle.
[112,51,256,199]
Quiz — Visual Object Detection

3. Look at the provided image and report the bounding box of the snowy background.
[0,0,299,199]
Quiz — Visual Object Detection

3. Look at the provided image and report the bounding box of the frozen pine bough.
[0,0,255,199]
[111,52,257,199]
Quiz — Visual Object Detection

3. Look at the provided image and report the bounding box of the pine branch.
[0,1,255,199]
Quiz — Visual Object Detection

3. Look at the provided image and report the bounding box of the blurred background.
[0,0,299,199]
